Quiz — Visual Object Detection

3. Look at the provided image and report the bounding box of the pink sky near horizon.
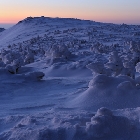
[1,14,140,25]
[0,0,140,25]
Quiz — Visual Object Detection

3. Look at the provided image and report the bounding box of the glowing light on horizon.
[0,0,140,24]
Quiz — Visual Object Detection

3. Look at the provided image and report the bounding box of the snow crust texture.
[0,108,137,140]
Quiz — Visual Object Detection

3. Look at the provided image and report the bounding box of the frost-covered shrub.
[136,62,140,73]
[24,52,34,64]
[129,41,140,53]
[39,47,45,55]
[58,44,71,58]
[90,42,107,54]
[45,44,71,59]
[87,62,111,76]
[67,60,91,70]
[11,51,21,59]
[90,42,118,54]
[132,52,140,64]
[6,64,18,74]
[0,50,11,63]
[122,61,136,79]
[87,51,124,77]
[133,32,140,36]
[5,59,23,74]
[2,53,12,64]
[105,51,123,76]
[87,50,137,79]
[0,50,24,65]
[0,49,25,74]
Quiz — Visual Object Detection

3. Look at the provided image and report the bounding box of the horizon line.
[0,16,140,26]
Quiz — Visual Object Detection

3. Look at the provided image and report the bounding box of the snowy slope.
[0,17,95,47]
[0,17,140,140]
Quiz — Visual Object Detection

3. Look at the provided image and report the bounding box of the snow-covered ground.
[0,17,140,140]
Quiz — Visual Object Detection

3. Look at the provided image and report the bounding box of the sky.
[0,0,140,25]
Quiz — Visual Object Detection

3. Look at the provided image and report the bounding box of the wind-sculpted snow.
[86,107,135,139]
[0,17,140,140]
[0,107,138,140]
[71,74,140,110]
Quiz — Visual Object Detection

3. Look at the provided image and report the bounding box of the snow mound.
[24,71,45,81]
[86,107,135,139]
[71,74,140,110]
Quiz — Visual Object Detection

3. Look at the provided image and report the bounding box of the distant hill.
[0,28,5,32]
[0,16,95,48]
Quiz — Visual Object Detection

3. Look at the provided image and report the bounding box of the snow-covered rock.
[24,71,45,81]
